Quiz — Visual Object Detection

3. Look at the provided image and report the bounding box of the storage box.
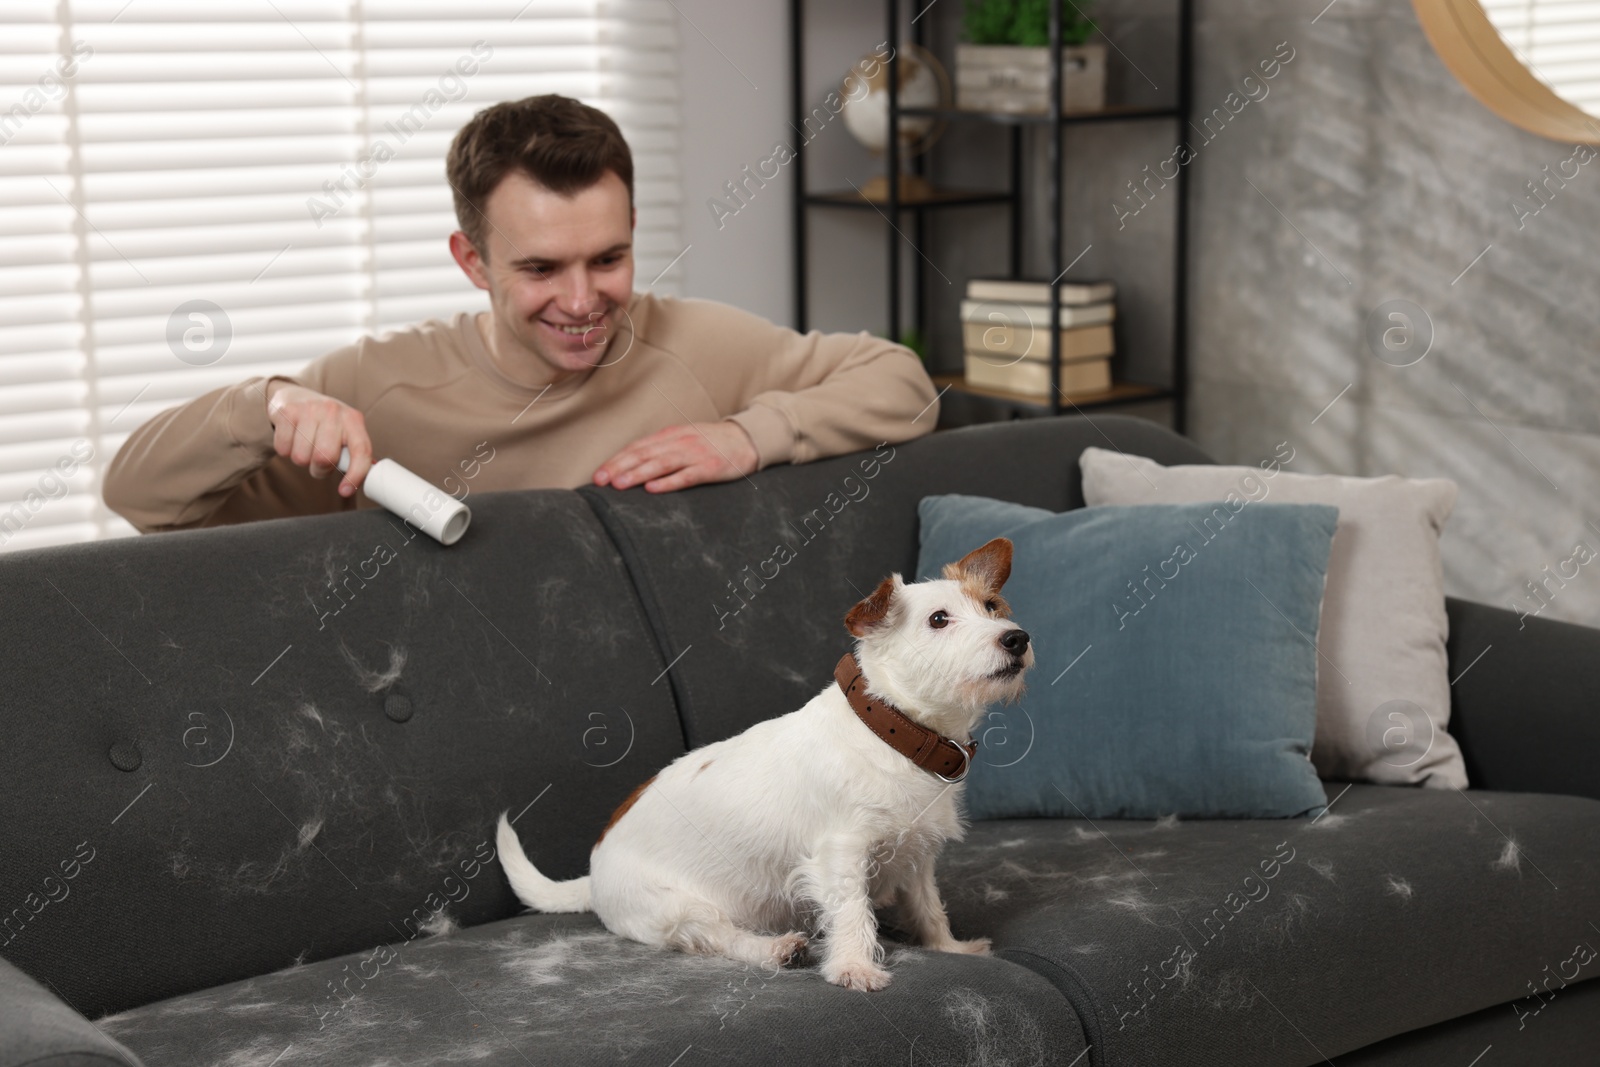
[955,43,1107,114]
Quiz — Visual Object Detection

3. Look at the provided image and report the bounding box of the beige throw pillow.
[1079,446,1466,788]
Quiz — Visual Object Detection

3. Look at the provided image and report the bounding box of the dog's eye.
[983,599,998,613]
[929,611,949,629]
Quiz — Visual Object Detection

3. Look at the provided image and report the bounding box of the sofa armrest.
[1446,596,1600,799]
[0,955,143,1067]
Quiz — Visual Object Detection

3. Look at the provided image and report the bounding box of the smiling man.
[103,94,938,532]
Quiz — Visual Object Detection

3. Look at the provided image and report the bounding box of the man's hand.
[264,380,373,498]
[593,421,759,493]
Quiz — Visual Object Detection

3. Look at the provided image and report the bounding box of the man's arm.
[103,347,370,532]
[595,299,939,491]
[719,312,939,469]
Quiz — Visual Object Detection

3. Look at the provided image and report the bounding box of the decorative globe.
[840,43,948,155]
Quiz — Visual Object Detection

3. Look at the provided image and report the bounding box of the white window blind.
[0,0,682,553]
[1483,0,1600,115]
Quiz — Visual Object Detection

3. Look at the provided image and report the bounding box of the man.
[103,94,938,532]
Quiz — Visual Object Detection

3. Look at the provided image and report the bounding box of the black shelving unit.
[790,0,1193,431]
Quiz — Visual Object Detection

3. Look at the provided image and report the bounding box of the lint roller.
[337,447,472,546]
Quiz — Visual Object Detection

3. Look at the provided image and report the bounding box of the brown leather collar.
[834,652,977,782]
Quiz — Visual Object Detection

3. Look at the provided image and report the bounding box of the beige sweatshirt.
[103,292,939,532]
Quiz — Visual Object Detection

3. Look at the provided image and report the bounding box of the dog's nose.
[999,629,1030,655]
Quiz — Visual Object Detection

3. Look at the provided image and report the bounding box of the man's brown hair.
[446,94,634,256]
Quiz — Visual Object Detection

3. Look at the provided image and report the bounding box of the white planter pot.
[955,43,1108,114]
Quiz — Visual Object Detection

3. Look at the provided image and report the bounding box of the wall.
[672,0,794,325]
[1187,0,1600,626]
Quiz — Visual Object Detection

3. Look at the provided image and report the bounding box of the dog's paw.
[767,932,810,968]
[823,961,893,991]
[938,937,992,956]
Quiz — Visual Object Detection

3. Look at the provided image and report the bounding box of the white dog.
[495,537,1033,990]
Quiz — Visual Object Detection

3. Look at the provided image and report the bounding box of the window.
[0,0,682,552]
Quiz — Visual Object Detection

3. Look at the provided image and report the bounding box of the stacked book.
[960,277,1116,397]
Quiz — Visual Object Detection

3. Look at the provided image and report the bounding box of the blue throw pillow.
[916,495,1337,819]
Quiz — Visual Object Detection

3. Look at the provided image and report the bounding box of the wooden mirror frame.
[1413,0,1600,143]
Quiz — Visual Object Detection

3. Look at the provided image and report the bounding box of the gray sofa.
[4,415,1598,1067]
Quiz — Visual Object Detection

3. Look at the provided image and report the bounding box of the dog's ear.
[942,537,1013,594]
[845,574,902,637]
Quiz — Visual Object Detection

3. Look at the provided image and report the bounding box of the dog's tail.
[495,812,592,913]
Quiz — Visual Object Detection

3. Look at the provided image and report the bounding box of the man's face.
[452,168,635,375]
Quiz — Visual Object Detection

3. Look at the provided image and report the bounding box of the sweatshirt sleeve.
[676,299,940,469]
[102,348,358,533]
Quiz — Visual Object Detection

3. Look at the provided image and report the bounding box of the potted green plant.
[956,0,1106,114]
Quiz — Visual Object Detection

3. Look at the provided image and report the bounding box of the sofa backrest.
[0,491,686,1019]
[580,415,1213,747]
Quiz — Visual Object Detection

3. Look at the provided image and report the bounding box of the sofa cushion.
[95,911,1091,1067]
[938,784,1600,1066]
[0,490,685,1020]
[1336,975,1600,1065]
[579,414,1214,748]
[915,495,1336,819]
[1080,447,1466,791]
